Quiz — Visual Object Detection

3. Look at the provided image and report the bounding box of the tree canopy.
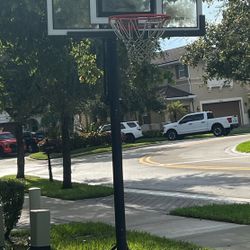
[181,0,250,83]
[0,0,50,178]
[117,43,171,121]
[166,101,187,122]
[0,0,171,183]
[0,0,102,184]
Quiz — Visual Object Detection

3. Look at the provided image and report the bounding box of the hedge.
[71,132,111,149]
[0,179,25,240]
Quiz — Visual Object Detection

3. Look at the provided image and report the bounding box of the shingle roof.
[159,85,195,100]
[152,46,186,65]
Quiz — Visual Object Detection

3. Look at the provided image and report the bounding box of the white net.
[109,14,171,64]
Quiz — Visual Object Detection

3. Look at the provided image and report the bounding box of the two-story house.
[153,46,249,126]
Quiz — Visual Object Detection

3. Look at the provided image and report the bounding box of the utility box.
[29,188,41,211]
[30,209,50,249]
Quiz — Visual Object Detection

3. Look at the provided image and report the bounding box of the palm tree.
[166,101,186,122]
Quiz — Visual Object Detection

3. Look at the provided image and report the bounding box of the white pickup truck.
[163,111,238,140]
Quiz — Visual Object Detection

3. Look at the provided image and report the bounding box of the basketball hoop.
[109,14,171,64]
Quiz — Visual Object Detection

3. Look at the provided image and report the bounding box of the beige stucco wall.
[191,82,249,125]
[161,65,191,93]
[158,61,250,126]
[173,62,248,124]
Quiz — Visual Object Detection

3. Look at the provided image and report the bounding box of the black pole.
[47,152,53,182]
[105,38,128,250]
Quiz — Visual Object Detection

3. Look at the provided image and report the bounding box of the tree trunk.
[174,112,177,122]
[61,111,72,189]
[16,123,25,179]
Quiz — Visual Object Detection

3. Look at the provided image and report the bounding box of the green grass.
[1,175,113,200]
[185,126,250,140]
[30,151,50,160]
[10,222,210,250]
[30,140,164,160]
[231,126,250,135]
[170,203,250,224]
[185,133,212,139]
[30,146,113,160]
[136,136,167,143]
[30,126,250,160]
[236,141,250,153]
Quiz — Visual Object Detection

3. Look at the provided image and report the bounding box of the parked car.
[163,111,239,141]
[0,132,17,156]
[99,121,143,143]
[23,131,39,153]
[38,138,62,153]
[33,131,45,143]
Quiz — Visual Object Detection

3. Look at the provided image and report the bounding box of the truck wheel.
[125,134,135,143]
[212,124,224,137]
[166,130,177,141]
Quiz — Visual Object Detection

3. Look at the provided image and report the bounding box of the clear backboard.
[47,0,205,37]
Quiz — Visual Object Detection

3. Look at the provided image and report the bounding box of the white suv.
[99,121,143,142]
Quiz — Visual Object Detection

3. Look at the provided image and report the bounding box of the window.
[179,114,204,124]
[192,114,204,121]
[175,64,188,79]
[0,133,15,140]
[207,112,214,119]
[102,125,111,131]
[179,115,192,124]
[127,122,137,128]
[207,79,233,90]
[120,124,125,129]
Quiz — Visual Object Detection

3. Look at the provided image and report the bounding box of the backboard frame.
[47,0,205,37]
[91,0,157,24]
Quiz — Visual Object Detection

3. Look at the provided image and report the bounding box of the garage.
[202,100,242,125]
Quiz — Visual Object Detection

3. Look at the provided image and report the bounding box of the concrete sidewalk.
[18,191,250,250]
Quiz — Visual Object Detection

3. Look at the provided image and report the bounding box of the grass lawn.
[231,126,250,135]
[236,141,250,153]
[1,175,113,200]
[9,222,210,250]
[30,126,250,160]
[170,203,250,224]
[30,139,164,160]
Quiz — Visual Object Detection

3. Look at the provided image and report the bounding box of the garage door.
[202,101,241,125]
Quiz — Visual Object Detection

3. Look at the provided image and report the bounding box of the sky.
[160,1,223,50]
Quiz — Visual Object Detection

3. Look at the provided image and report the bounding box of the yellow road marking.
[139,156,250,171]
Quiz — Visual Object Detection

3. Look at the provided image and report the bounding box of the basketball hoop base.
[109,14,171,64]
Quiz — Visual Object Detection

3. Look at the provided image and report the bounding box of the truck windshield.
[0,133,15,140]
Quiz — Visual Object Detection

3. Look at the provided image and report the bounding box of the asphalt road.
[1,133,250,200]
[8,133,250,250]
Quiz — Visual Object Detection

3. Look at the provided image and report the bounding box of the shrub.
[143,130,163,138]
[70,134,88,149]
[0,179,25,240]
[85,131,111,146]
[71,132,111,149]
